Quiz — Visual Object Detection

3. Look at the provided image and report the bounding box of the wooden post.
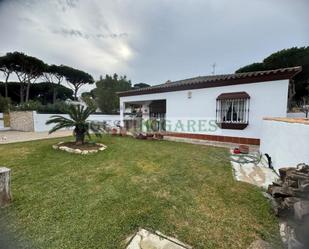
[0,167,11,207]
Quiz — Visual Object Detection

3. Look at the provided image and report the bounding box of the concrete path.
[0,130,72,144]
[230,151,279,189]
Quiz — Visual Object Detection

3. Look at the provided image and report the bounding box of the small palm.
[46,105,104,144]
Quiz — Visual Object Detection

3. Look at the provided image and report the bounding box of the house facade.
[118,67,301,145]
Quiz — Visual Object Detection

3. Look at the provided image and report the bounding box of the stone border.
[52,142,107,155]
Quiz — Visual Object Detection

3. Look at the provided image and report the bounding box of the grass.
[0,135,281,249]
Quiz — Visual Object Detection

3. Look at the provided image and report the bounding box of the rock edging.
[52,142,107,155]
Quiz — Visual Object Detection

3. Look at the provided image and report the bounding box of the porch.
[122,99,166,132]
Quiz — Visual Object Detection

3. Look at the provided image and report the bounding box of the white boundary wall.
[33,112,120,132]
[260,119,309,171]
[0,113,4,129]
[287,112,306,118]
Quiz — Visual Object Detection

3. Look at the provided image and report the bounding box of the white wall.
[120,79,289,139]
[33,112,120,132]
[0,113,4,129]
[260,119,309,171]
[287,112,306,118]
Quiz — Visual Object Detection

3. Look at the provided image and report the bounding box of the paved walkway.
[0,130,72,144]
[230,151,279,189]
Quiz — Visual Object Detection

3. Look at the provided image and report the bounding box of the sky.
[0,0,308,92]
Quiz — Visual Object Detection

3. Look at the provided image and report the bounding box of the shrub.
[37,101,70,114]
[12,100,41,111]
[11,100,70,114]
[46,105,104,144]
[81,95,97,110]
[0,96,11,113]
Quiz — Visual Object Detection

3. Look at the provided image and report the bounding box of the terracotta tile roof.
[118,66,302,97]
[217,91,250,100]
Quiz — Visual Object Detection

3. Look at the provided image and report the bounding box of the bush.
[12,100,41,111]
[11,100,70,114]
[37,101,70,114]
[81,95,97,110]
[0,96,11,113]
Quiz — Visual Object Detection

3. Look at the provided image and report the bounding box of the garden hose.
[230,153,263,165]
[231,152,280,177]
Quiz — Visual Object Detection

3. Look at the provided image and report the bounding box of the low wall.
[260,118,309,171]
[8,111,120,132]
[33,113,120,132]
[10,111,35,132]
[0,113,4,129]
[287,112,306,118]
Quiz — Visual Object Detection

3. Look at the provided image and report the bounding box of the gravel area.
[0,130,72,144]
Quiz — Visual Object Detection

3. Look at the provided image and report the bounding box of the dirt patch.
[60,142,102,151]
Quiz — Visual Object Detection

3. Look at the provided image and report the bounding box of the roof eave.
[118,66,302,97]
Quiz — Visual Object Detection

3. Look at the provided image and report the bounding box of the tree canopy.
[91,74,131,113]
[236,47,309,104]
[0,51,94,106]
[61,65,94,100]
[43,64,68,103]
[0,54,16,98]
[5,52,47,103]
[86,76,153,113]
[133,83,150,89]
[0,82,73,104]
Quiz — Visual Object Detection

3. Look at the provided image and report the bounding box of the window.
[216,92,250,130]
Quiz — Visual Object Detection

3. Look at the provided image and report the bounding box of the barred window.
[216,92,250,130]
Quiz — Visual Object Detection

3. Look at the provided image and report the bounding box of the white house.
[118,66,302,145]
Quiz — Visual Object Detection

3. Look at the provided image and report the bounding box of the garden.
[0,134,282,249]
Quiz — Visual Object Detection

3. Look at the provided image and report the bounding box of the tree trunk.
[0,167,11,207]
[25,80,31,103]
[4,74,9,98]
[20,84,24,103]
[53,86,57,104]
[75,133,85,145]
[288,80,296,110]
[74,88,78,101]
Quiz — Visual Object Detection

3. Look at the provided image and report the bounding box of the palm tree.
[46,105,104,145]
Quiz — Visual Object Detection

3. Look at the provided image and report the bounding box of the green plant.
[92,74,131,113]
[46,105,104,145]
[0,96,11,112]
[81,94,97,110]
[11,100,70,114]
[11,100,41,111]
[37,101,70,114]
[0,137,282,249]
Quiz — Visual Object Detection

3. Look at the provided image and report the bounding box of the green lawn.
[0,136,281,249]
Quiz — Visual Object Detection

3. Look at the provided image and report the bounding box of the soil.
[60,142,102,151]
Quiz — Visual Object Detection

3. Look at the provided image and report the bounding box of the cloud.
[0,0,308,89]
[57,0,79,11]
[51,28,128,40]
[0,0,135,81]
